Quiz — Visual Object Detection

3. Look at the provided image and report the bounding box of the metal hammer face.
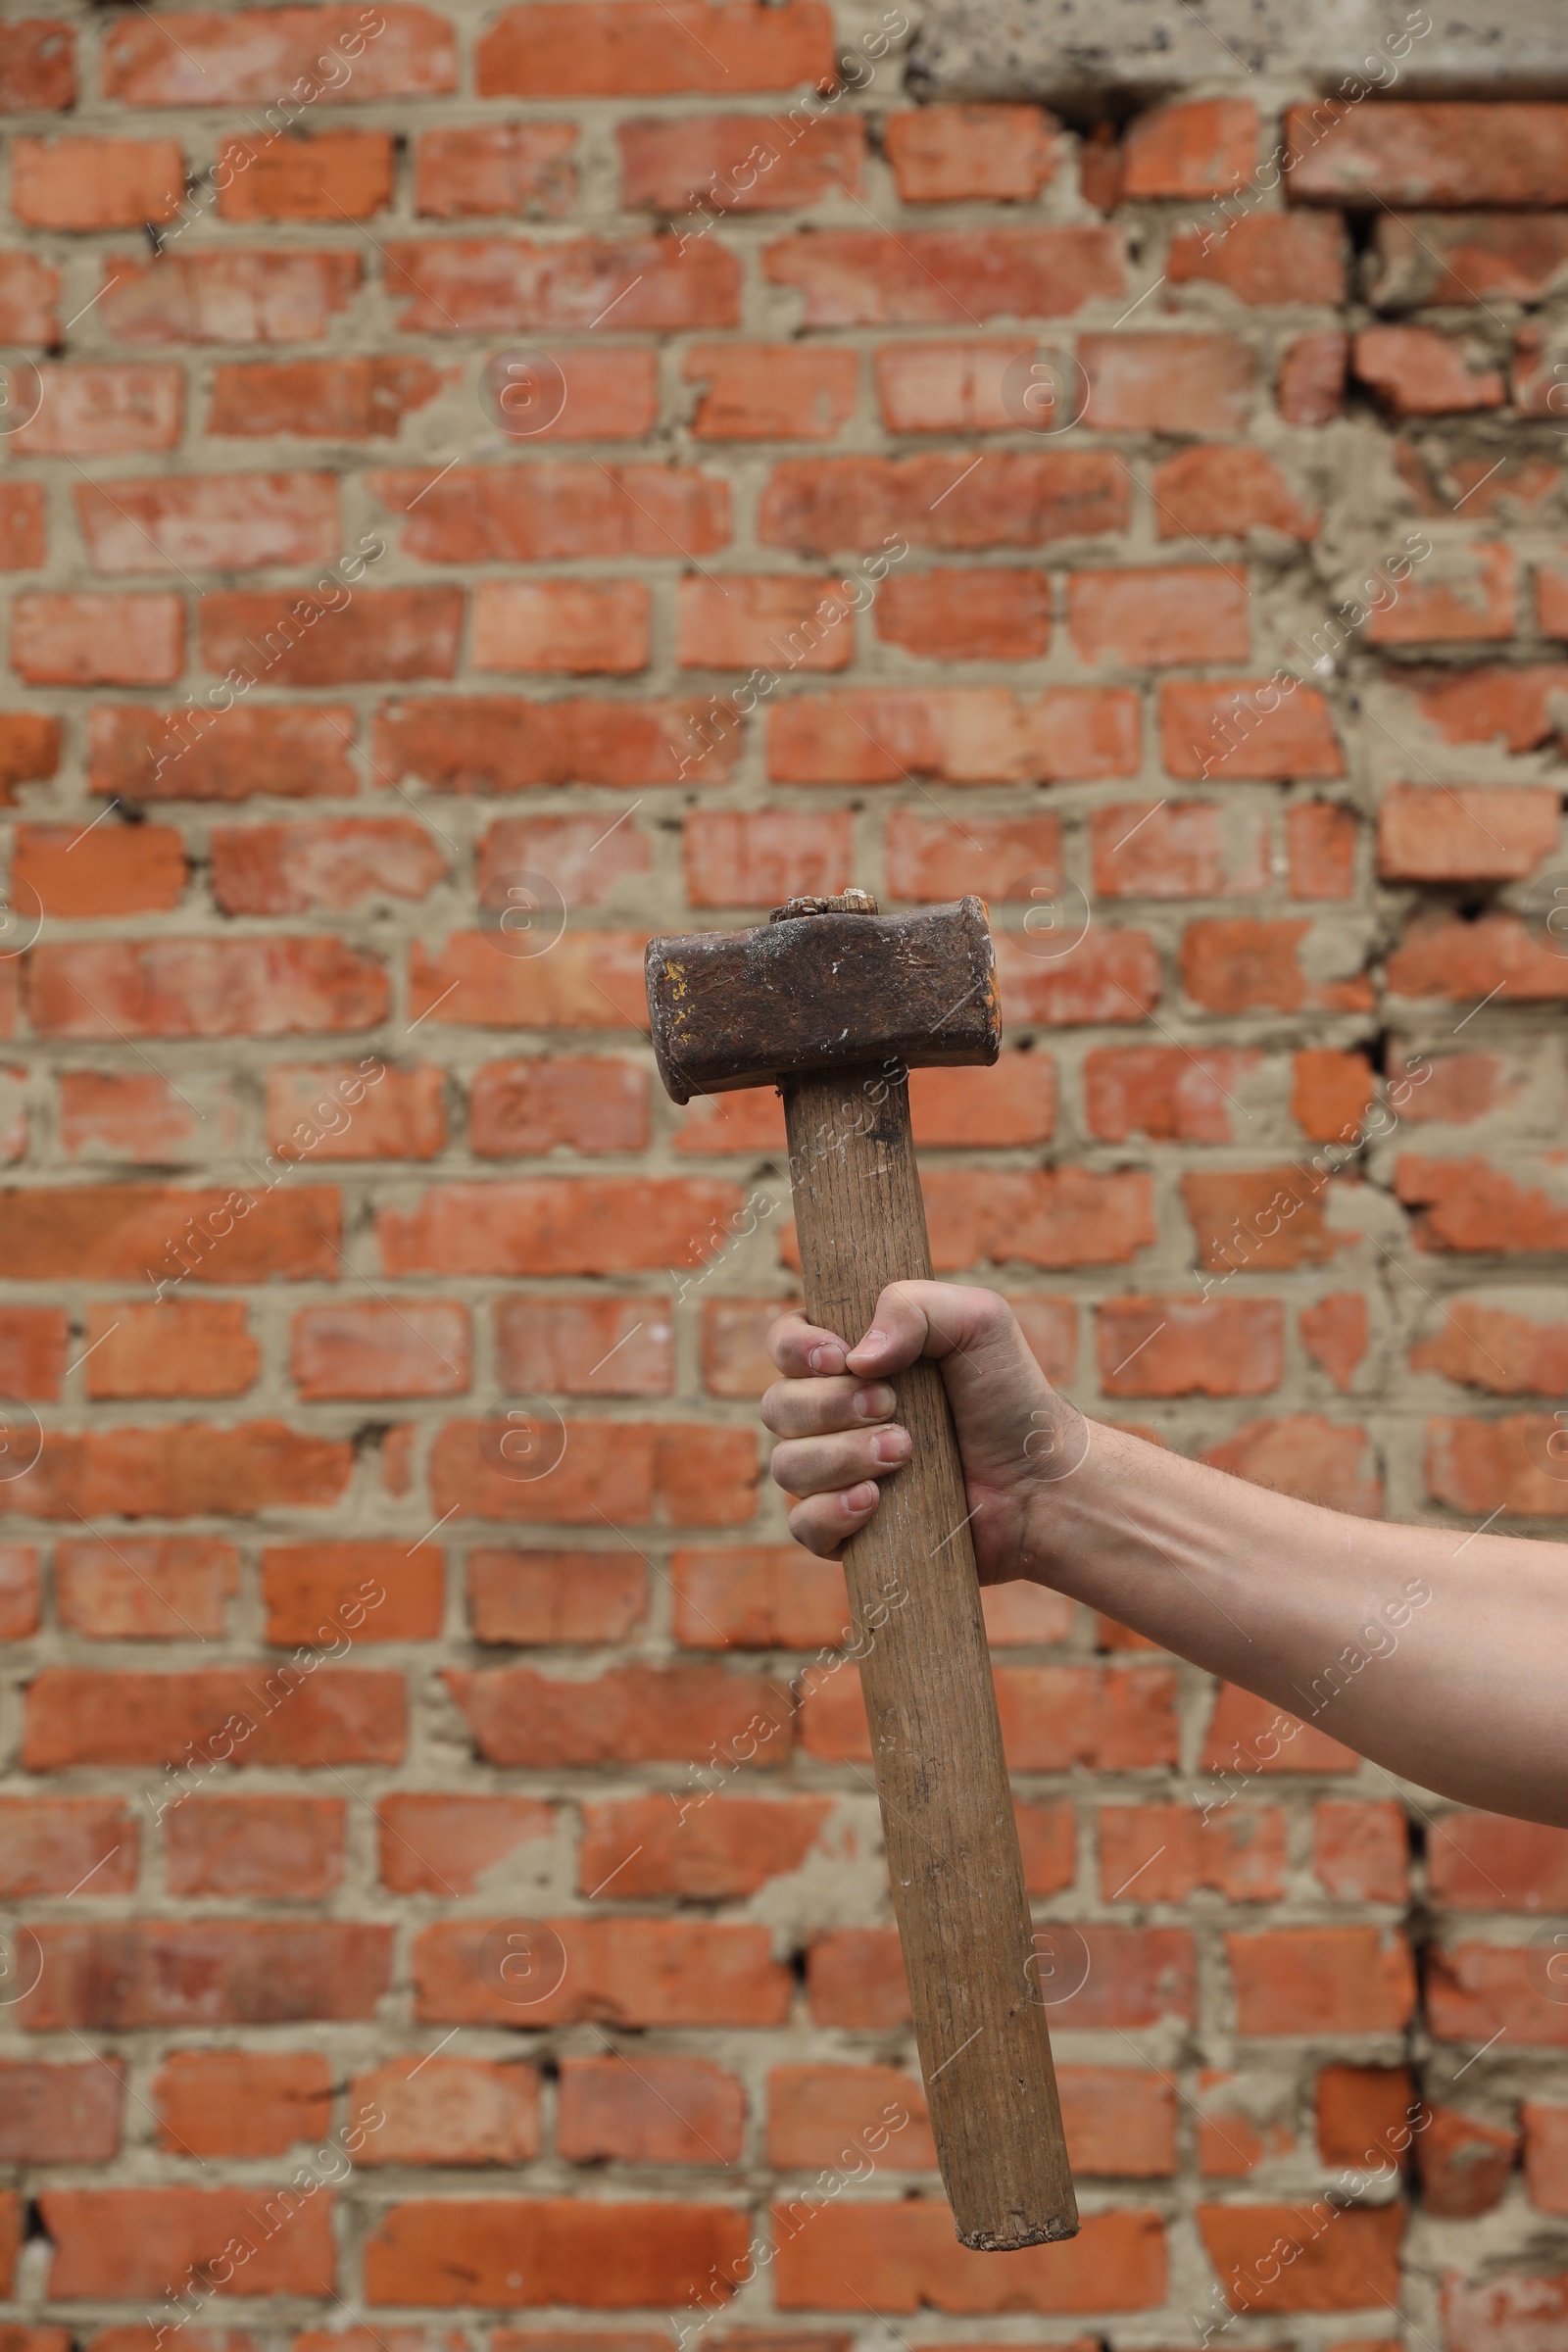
[644,892,1000,1104]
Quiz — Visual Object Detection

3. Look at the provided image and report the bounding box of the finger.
[767,1308,853,1379]
[769,1425,910,1499]
[786,1483,881,1557]
[760,1375,897,1440]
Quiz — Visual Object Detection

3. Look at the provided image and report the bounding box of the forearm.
[1025,1421,1568,1826]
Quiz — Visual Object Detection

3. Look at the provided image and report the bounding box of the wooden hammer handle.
[782,1065,1078,2252]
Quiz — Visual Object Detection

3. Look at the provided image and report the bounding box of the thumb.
[845,1281,1047,1415]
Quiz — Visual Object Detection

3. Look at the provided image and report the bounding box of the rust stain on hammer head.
[644,894,1002,1103]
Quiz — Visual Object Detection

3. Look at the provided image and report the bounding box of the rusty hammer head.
[644,890,1000,1103]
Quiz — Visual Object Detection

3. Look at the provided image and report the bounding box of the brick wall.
[2,1,1568,2338]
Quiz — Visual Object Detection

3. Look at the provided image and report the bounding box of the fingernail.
[854,1384,896,1420]
[808,1342,846,1374]
[845,1482,879,1514]
[872,1426,910,1465]
[856,1327,890,1357]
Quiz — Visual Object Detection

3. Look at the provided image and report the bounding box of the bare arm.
[762,1282,1568,1828]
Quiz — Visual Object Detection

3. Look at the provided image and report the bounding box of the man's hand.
[760,1282,1082,1583]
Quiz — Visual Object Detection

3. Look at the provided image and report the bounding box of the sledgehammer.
[645,889,1078,2252]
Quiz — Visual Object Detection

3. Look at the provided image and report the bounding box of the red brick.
[1443,2271,1568,2352]
[760,451,1128,551]
[1153,445,1318,540]
[1082,333,1253,432]
[478,1,831,93]
[446,1662,789,1769]
[676,1090,789,1154]
[103,7,457,101]
[1370,545,1515,644]
[101,250,362,343]
[1097,1298,1283,1398]
[376,697,734,792]
[885,105,1057,201]
[671,1545,847,1649]
[765,227,1123,325]
[1430,1942,1568,2046]
[1354,325,1504,417]
[579,1796,832,1900]
[11,136,182,229]
[1390,911,1568,1005]
[1292,1048,1375,1142]
[0,1797,135,1897]
[414,1917,791,2028]
[381,1178,737,1276]
[0,253,58,345]
[210,356,446,439]
[262,1542,439,1644]
[13,364,181,456]
[1426,1415,1568,1518]
[1316,2063,1416,2166]
[1286,101,1568,209]
[622,115,863,210]
[1091,801,1267,898]
[354,2056,540,2166]
[1101,1800,1286,1902]
[59,1078,220,1170]
[916,1162,1156,1269]
[23,1923,392,2030]
[469,1059,649,1155]
[477,815,650,910]
[291,1302,469,1400]
[885,809,1061,900]
[677,576,854,671]
[876,569,1053,662]
[1397,1155,1568,1253]
[267,1062,446,1160]
[496,1297,671,1396]
[1197,2203,1403,2310]
[992,1666,1176,1770]
[0,21,75,111]
[684,810,853,906]
[1085,1046,1258,1143]
[55,1537,237,1638]
[767,2063,934,2168]
[1198,2070,1295,2177]
[1416,2105,1517,2218]
[13,820,186,916]
[44,2185,330,2297]
[872,337,1034,433]
[1171,214,1347,308]
[769,686,1139,782]
[368,2193,747,2306]
[1313,1800,1408,1902]
[770,2203,1166,2312]
[1302,1295,1369,1393]
[217,128,394,220]
[212,817,446,915]
[1124,98,1257,194]
[1391,1051,1508,1126]
[1279,330,1349,423]
[201,585,462,686]
[1205,1416,1381,1517]
[1378,783,1557,880]
[24,1667,403,1769]
[154,2049,330,2157]
[0,1306,65,1398]
[416,123,578,217]
[1228,1928,1416,2034]
[0,1549,39,1641]
[10,1423,354,1522]
[12,594,183,687]
[473,581,648,676]
[1414,1302,1568,1396]
[1013,1792,1076,1887]
[165,1797,345,1898]
[1540,563,1568,636]
[28,938,386,1038]
[1161,681,1344,779]
[1377,213,1568,305]
[0,483,45,567]
[1182,916,1369,1014]
[92,703,358,801]
[378,1793,554,1892]
[696,1300,780,1398]
[385,235,737,333]
[560,2055,744,2164]
[684,344,858,440]
[1204,1684,1358,1776]
[1,1185,337,1285]
[1523,2106,1568,2215]
[75,471,338,573]
[1288,801,1358,897]
[0,2063,122,2163]
[1068,566,1250,666]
